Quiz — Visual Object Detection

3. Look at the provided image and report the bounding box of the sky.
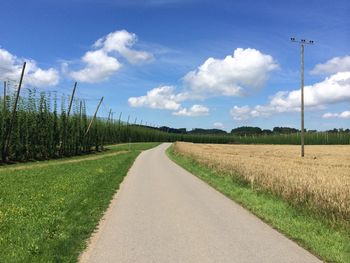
[0,0,349,131]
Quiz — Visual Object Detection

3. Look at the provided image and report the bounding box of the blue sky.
[0,0,349,131]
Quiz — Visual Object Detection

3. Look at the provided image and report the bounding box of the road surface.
[80,143,321,263]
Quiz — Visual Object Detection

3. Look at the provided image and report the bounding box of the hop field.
[173,142,350,220]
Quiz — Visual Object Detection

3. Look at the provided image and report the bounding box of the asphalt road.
[80,143,321,263]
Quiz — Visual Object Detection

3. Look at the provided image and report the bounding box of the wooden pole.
[67,82,77,117]
[2,62,26,161]
[118,111,122,143]
[118,112,122,125]
[126,115,130,146]
[101,108,112,150]
[3,81,6,111]
[79,101,82,119]
[126,115,130,126]
[84,97,104,136]
[2,81,6,155]
[107,109,112,122]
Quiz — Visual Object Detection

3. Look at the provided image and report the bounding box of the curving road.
[80,143,321,263]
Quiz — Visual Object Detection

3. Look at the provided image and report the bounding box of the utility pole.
[84,97,104,136]
[67,82,77,117]
[291,37,314,157]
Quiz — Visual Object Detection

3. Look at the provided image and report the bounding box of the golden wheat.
[174,142,350,219]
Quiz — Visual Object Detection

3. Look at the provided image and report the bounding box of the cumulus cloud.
[69,29,152,83]
[213,122,224,129]
[70,50,121,83]
[128,47,277,115]
[311,55,350,75]
[0,48,59,87]
[128,85,210,117]
[231,71,350,121]
[94,30,153,64]
[173,104,209,116]
[183,48,278,98]
[322,111,350,119]
[230,106,254,121]
[269,71,350,108]
[128,86,184,110]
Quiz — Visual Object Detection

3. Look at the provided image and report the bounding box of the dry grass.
[174,142,350,220]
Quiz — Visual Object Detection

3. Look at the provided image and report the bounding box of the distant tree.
[272,127,299,134]
[262,129,273,135]
[188,128,227,135]
[158,126,187,134]
[327,128,339,133]
[230,126,262,136]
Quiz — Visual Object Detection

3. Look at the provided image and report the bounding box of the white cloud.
[94,30,153,64]
[231,71,350,121]
[270,71,350,108]
[128,86,183,110]
[69,29,152,83]
[230,106,254,121]
[213,122,224,129]
[128,48,277,114]
[0,48,59,87]
[322,112,338,119]
[311,55,350,75]
[173,104,209,116]
[340,111,350,118]
[128,85,210,117]
[323,111,350,119]
[70,50,121,83]
[183,48,278,98]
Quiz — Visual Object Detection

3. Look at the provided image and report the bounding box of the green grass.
[166,145,350,263]
[0,142,159,263]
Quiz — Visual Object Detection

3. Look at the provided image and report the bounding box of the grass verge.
[0,142,159,263]
[166,145,350,263]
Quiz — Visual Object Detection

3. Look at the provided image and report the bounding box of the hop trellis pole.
[84,97,104,136]
[2,62,26,161]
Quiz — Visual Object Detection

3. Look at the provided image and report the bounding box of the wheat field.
[173,142,350,220]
